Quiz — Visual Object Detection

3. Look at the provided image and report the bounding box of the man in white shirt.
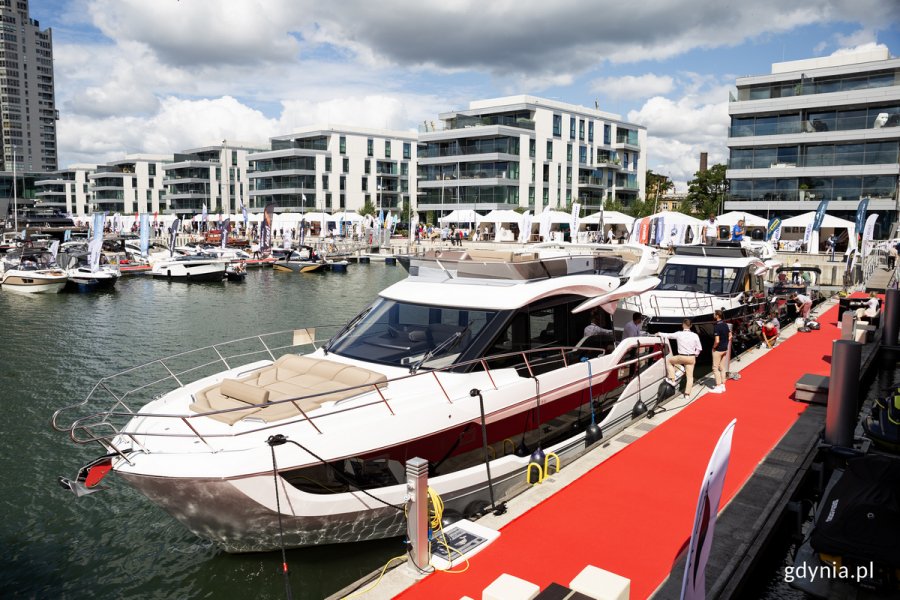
[606,228,616,244]
[658,319,702,397]
[791,291,812,318]
[583,309,613,339]
[622,312,644,339]
[701,214,718,245]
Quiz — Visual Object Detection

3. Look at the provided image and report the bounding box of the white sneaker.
[709,385,725,394]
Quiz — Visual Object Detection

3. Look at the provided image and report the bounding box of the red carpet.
[397,303,842,600]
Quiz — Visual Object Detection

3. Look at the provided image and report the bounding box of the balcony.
[577,176,606,188]
[422,114,535,133]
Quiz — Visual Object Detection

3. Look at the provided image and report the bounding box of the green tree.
[646,170,674,213]
[684,164,728,217]
[357,198,376,218]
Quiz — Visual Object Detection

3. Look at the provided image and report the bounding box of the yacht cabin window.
[658,264,741,295]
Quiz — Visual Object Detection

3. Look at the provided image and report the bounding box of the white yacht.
[150,255,227,282]
[619,245,771,346]
[54,250,674,552]
[0,248,68,294]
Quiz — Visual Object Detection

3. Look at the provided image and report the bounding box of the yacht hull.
[151,261,226,282]
[1,271,67,293]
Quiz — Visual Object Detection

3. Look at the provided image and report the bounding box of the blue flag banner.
[811,199,829,232]
[139,213,150,257]
[854,197,869,244]
[766,217,781,241]
[92,212,105,241]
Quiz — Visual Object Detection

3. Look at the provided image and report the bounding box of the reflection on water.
[0,265,407,599]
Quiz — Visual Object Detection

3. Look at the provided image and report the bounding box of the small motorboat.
[150,255,228,282]
[0,248,68,294]
[272,246,327,273]
[60,252,120,291]
[225,262,247,282]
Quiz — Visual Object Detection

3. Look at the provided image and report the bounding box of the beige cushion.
[220,378,270,405]
[256,368,278,387]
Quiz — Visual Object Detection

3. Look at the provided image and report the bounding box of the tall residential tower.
[0,0,57,173]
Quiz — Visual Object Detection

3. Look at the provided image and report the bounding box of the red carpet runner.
[397,303,842,600]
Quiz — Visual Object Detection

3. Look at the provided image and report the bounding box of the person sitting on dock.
[760,311,780,348]
[791,291,813,319]
[657,319,702,399]
[856,291,880,322]
[622,312,645,339]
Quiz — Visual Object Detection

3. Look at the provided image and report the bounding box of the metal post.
[824,340,862,447]
[840,310,855,341]
[405,456,430,577]
[883,288,900,348]
[12,145,17,232]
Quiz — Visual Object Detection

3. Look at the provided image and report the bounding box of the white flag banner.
[570,202,581,242]
[862,213,878,256]
[680,419,736,600]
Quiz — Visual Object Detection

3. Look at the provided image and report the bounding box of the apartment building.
[0,0,57,173]
[417,95,646,215]
[163,143,261,216]
[248,126,418,215]
[34,164,95,216]
[88,154,172,215]
[725,47,900,226]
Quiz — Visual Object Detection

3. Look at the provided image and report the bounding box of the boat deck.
[358,298,848,600]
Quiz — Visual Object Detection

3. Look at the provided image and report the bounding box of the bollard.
[840,310,855,341]
[405,457,430,577]
[883,288,900,348]
[824,340,862,448]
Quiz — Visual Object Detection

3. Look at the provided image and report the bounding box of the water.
[0,264,408,600]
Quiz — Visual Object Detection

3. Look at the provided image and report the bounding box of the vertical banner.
[639,217,651,245]
[92,212,105,241]
[811,198,829,232]
[139,213,150,257]
[854,197,869,251]
[241,201,248,227]
[518,212,532,243]
[570,202,581,243]
[862,213,879,256]
[680,419,737,600]
[765,217,781,241]
[168,218,181,257]
[201,203,208,232]
[221,218,231,249]
[259,202,275,255]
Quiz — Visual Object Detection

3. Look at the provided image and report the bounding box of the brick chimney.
[699,152,708,172]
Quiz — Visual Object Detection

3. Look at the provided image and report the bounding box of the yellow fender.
[526,462,544,485]
[544,452,560,477]
[502,438,515,456]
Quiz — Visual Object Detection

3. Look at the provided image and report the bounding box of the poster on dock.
[259,202,275,255]
[680,418,736,600]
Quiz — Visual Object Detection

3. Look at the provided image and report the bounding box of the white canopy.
[479,209,523,225]
[716,211,768,227]
[780,211,856,254]
[439,209,480,225]
[327,211,365,223]
[581,211,636,226]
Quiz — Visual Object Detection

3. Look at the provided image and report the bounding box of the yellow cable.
[340,554,407,600]
[426,486,470,574]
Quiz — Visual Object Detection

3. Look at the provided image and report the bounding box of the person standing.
[826,233,836,262]
[731,219,745,242]
[658,319,702,398]
[622,312,644,339]
[607,228,616,244]
[702,214,718,245]
[710,309,731,393]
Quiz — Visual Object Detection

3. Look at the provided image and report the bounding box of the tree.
[357,198,376,218]
[646,170,674,213]
[684,164,728,217]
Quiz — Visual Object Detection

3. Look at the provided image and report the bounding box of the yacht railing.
[51,331,665,460]
[622,292,734,318]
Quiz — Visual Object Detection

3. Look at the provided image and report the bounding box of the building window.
[529,139,536,158]
[339,176,346,191]
[323,174,329,190]
[552,114,561,137]
[569,117,576,138]
[543,164,550,182]
[403,142,411,159]
[567,144,572,162]
[633,154,639,170]
[579,146,587,164]
[367,138,373,157]
[325,157,331,172]
[148,164,156,176]
[343,157,349,173]
[385,140,391,158]
[362,177,368,192]
[365,159,371,174]
[603,124,611,145]
[566,166,572,184]
[579,119,585,140]
[588,122,594,143]
[546,140,553,160]
[401,162,409,176]
[623,152,628,168]
[543,188,549,206]
[339,136,346,154]
[557,164,561,184]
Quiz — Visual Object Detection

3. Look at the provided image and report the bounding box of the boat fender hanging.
[585,422,603,446]
[527,447,545,484]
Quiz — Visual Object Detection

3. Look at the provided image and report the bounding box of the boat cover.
[810,454,900,565]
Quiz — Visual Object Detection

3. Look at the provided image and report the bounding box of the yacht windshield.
[327,298,497,368]
[657,264,740,295]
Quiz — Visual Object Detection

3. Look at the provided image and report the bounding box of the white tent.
[328,211,365,223]
[629,211,702,247]
[581,210,635,242]
[439,209,480,226]
[535,210,573,242]
[716,211,768,227]
[780,211,856,254]
[479,210,523,241]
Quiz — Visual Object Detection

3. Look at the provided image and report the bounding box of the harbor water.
[0,265,408,600]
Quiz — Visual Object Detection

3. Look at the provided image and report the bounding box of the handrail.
[55,333,665,451]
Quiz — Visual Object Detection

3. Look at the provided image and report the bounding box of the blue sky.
[35,0,900,189]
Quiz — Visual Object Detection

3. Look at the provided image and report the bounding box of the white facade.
[88,154,172,216]
[418,95,646,216]
[34,164,96,216]
[163,143,262,216]
[248,127,417,215]
[725,47,900,225]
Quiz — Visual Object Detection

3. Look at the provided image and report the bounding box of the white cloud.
[591,74,674,100]
[834,30,879,49]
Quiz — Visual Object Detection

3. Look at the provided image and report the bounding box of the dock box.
[795,373,829,405]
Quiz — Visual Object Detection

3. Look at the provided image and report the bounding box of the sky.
[35,0,900,191]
